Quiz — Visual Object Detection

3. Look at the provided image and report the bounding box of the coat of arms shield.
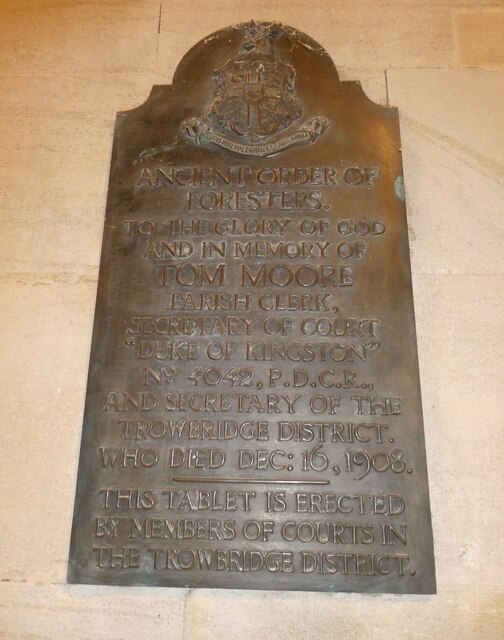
[209,56,302,141]
[181,22,329,157]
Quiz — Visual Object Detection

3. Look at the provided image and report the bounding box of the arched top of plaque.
[121,22,394,160]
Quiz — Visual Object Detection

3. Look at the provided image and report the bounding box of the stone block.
[387,69,504,276]
[0,583,186,640]
[0,280,96,583]
[454,9,504,70]
[0,0,161,76]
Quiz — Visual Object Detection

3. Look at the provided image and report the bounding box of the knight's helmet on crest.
[209,22,302,142]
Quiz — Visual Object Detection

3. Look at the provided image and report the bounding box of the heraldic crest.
[181,22,330,157]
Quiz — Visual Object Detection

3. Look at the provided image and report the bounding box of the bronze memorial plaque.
[68,22,436,593]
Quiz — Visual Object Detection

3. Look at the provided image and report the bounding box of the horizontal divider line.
[172,476,330,485]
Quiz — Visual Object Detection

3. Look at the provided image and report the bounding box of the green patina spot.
[394,176,405,202]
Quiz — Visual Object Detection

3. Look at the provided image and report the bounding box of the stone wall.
[1,1,503,638]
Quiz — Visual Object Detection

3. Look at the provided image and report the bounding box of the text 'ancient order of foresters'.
[68,22,436,593]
